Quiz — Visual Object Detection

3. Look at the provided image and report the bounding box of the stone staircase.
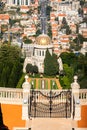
[27,118,77,130]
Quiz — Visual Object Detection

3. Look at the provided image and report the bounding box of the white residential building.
[6,0,31,6]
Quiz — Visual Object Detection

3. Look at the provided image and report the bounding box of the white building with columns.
[6,0,31,6]
[23,33,53,73]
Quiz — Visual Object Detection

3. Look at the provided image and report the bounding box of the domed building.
[23,33,53,73]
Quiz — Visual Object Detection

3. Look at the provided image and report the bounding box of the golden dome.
[36,34,51,45]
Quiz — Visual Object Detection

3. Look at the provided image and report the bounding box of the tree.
[0,45,23,88]
[0,67,8,87]
[0,1,5,11]
[9,19,20,27]
[77,53,87,88]
[55,17,59,24]
[66,25,71,35]
[1,24,8,33]
[61,17,71,34]
[26,63,33,73]
[60,52,78,76]
[8,64,18,87]
[23,37,32,44]
[36,29,41,37]
[73,34,84,44]
[46,6,52,16]
[63,64,74,80]
[52,53,59,74]
[60,52,77,66]
[59,64,74,89]
[47,24,52,38]
[33,65,38,74]
[44,49,58,76]
[38,6,41,14]
[8,62,22,87]
[62,17,67,25]
[0,32,3,40]
[0,45,21,64]
[78,8,83,16]
[44,49,52,75]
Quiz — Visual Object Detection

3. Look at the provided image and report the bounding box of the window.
[26,0,28,5]
[42,51,44,56]
[13,0,15,4]
[40,51,41,56]
[17,0,19,5]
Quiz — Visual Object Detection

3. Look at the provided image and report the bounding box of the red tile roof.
[0,14,10,20]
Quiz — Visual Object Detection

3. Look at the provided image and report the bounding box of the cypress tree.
[0,67,7,87]
[44,49,52,75]
[44,49,58,76]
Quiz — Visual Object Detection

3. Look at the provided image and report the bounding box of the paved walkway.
[55,78,62,89]
[27,118,77,130]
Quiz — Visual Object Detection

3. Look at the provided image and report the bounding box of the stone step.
[27,118,77,130]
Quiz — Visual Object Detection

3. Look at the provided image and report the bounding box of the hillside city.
[0,0,87,89]
[0,0,87,130]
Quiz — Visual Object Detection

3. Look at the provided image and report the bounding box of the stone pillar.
[28,0,30,6]
[22,75,31,121]
[71,76,81,120]
[24,0,26,5]
[15,0,17,5]
[19,0,21,5]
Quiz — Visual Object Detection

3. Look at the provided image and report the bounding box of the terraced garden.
[28,78,62,90]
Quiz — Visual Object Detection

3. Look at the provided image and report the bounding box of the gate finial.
[22,75,31,90]
[71,76,81,121]
[71,75,80,89]
[22,75,31,121]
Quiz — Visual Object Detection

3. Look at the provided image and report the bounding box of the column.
[22,0,24,5]
[19,0,21,5]
[12,0,14,4]
[22,75,31,120]
[15,0,17,5]
[71,76,81,121]
[28,0,30,5]
[21,0,22,5]
[24,0,26,5]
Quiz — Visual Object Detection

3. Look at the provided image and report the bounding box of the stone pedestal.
[22,75,31,120]
[71,76,81,121]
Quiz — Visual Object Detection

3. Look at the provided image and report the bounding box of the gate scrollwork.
[29,90,72,118]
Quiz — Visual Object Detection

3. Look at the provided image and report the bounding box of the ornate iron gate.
[29,90,72,118]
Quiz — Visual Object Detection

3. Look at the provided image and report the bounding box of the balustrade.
[0,87,87,105]
[0,87,23,104]
[79,89,87,104]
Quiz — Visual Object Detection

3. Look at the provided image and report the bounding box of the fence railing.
[0,87,87,105]
[79,89,87,105]
[0,87,23,104]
